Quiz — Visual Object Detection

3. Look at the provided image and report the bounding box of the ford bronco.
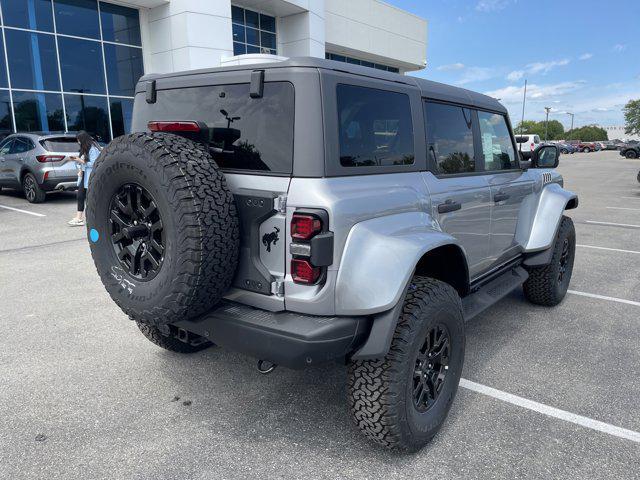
[85,57,578,451]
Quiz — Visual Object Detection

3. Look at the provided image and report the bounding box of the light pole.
[566,112,574,140]
[544,107,551,141]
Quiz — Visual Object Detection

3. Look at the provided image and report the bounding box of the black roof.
[139,56,506,114]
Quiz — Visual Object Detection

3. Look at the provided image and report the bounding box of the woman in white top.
[68,131,101,226]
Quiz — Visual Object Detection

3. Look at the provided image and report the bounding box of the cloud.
[505,59,570,82]
[485,81,586,104]
[437,63,465,71]
[613,44,627,52]
[456,66,497,85]
[507,70,524,82]
[579,53,593,60]
[476,0,511,12]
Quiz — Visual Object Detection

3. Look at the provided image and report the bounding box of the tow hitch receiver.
[257,360,277,374]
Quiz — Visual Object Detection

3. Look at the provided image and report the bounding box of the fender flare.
[520,183,578,253]
[335,211,465,315]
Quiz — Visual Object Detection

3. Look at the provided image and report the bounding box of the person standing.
[68,131,101,226]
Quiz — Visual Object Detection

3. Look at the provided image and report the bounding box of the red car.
[577,142,597,153]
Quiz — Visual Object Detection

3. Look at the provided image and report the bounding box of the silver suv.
[84,57,578,451]
[0,133,79,203]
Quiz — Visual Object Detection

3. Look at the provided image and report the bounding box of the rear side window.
[534,136,541,144]
[42,138,79,152]
[424,101,475,175]
[478,111,517,171]
[133,82,294,174]
[337,84,414,168]
[515,136,528,143]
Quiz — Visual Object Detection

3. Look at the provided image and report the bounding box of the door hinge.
[274,194,287,214]
[271,278,285,296]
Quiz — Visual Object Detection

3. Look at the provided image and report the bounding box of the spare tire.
[86,132,239,326]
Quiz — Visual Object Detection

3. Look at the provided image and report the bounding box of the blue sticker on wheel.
[90,228,99,243]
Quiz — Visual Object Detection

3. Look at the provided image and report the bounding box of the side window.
[424,101,475,175]
[477,111,517,171]
[337,84,414,168]
[534,135,541,144]
[10,137,32,154]
[0,139,13,154]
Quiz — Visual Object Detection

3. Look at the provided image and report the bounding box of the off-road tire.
[22,173,46,203]
[86,132,239,327]
[626,150,638,159]
[136,321,213,353]
[523,215,575,306]
[347,277,465,451]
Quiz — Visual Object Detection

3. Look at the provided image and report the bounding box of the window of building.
[0,0,143,140]
[1,0,54,32]
[337,84,414,168]
[132,82,295,174]
[12,91,65,132]
[64,93,110,142]
[5,30,59,91]
[99,2,141,46]
[477,111,517,171]
[326,53,400,73]
[53,0,101,39]
[231,5,276,56]
[424,101,476,175]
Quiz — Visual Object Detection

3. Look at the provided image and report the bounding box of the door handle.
[437,199,462,214]
[493,192,510,202]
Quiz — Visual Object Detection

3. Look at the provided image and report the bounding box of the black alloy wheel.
[109,183,165,281]
[413,324,451,413]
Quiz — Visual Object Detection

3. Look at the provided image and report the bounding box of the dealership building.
[0,0,427,142]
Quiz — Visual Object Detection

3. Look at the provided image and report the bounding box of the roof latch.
[145,80,157,104]
[249,70,264,98]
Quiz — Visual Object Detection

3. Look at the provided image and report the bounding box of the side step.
[462,266,528,321]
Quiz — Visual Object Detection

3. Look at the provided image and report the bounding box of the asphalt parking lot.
[1,150,639,479]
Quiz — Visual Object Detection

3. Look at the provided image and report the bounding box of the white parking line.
[606,207,640,212]
[621,197,640,201]
[585,220,640,229]
[567,290,640,307]
[460,379,640,444]
[577,244,640,255]
[0,204,45,217]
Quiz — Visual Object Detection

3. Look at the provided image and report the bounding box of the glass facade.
[231,6,276,56]
[0,0,143,141]
[326,52,400,73]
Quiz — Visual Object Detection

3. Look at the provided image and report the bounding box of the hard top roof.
[139,56,506,114]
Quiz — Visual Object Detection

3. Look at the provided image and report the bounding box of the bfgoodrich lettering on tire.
[348,277,465,451]
[86,132,239,326]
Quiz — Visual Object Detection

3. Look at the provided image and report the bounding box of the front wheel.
[583,148,591,153]
[626,150,638,159]
[523,216,575,306]
[348,277,465,451]
[22,173,46,203]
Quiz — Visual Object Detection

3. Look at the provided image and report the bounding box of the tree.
[624,99,640,136]
[515,119,565,140]
[565,125,608,141]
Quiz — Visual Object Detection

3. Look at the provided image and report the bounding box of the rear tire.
[626,150,638,159]
[348,277,465,451]
[136,321,213,353]
[583,148,591,153]
[523,216,575,306]
[86,132,240,327]
[22,173,46,203]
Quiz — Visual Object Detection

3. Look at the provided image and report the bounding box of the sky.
[389,0,640,129]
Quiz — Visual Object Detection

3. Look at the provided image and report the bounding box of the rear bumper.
[42,178,78,192]
[172,302,371,369]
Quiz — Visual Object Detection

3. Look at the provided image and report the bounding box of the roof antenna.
[518,79,528,153]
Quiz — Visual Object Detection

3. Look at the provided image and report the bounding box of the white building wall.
[128,0,426,74]
[603,125,640,142]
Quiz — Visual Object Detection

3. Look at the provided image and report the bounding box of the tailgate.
[40,137,79,177]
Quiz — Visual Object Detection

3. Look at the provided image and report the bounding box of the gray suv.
[85,57,578,451]
[0,133,79,203]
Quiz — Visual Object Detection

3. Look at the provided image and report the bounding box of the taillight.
[291,259,321,284]
[147,121,200,132]
[531,143,535,150]
[291,214,322,240]
[36,155,65,163]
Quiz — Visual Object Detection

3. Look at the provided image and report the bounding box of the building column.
[278,0,325,58]
[140,0,234,74]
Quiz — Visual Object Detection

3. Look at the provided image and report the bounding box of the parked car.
[577,142,597,153]
[620,144,640,159]
[515,134,541,159]
[0,133,80,203]
[85,57,578,451]
[557,142,577,154]
[603,142,619,150]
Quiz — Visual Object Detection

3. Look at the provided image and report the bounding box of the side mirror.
[531,144,559,169]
